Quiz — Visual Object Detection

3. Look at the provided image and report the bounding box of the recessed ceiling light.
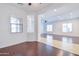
[54,9,57,12]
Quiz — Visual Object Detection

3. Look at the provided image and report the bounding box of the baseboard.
[0,40,37,49]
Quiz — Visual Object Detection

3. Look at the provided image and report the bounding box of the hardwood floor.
[41,34,79,44]
[0,41,78,56]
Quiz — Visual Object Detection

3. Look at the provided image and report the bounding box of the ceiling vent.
[17,3,24,6]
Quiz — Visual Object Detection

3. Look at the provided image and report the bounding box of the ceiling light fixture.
[45,20,47,23]
[28,3,32,6]
[54,9,57,12]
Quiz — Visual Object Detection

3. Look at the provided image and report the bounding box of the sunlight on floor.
[39,35,79,55]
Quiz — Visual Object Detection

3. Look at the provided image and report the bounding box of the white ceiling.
[41,3,79,22]
[6,3,64,14]
[2,3,79,22]
[8,3,53,14]
[10,3,79,22]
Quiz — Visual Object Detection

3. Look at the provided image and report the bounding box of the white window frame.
[10,17,23,33]
[62,23,72,32]
[47,24,53,32]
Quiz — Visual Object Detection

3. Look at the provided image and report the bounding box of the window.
[10,17,23,33]
[47,25,53,31]
[27,16,34,32]
[62,23,72,32]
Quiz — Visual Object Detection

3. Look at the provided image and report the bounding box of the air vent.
[17,3,24,6]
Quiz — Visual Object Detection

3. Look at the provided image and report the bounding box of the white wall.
[0,4,37,48]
